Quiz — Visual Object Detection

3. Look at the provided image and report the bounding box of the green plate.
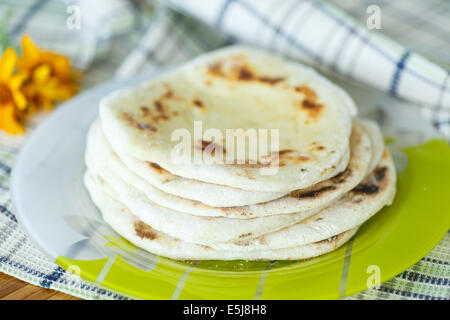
[12,71,450,299]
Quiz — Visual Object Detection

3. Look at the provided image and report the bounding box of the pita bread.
[85,131,394,248]
[359,119,384,175]
[211,149,396,251]
[88,119,372,218]
[84,172,358,261]
[110,130,288,207]
[100,46,356,192]
[85,143,323,244]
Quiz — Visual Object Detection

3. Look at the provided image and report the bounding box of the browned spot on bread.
[134,221,158,240]
[97,176,106,185]
[139,100,170,123]
[290,185,337,199]
[195,140,226,156]
[297,155,310,162]
[162,84,174,99]
[301,99,324,121]
[140,106,150,116]
[237,66,254,80]
[207,60,284,85]
[330,167,349,181]
[230,160,273,168]
[193,99,204,108]
[153,101,169,120]
[308,142,326,152]
[352,184,379,195]
[315,232,345,245]
[289,167,351,199]
[331,168,352,184]
[239,232,253,239]
[296,85,324,122]
[121,112,135,124]
[302,99,323,110]
[237,66,285,84]
[374,166,387,182]
[351,165,390,196]
[320,164,337,177]
[154,100,164,113]
[147,161,167,174]
[207,62,223,76]
[235,241,250,247]
[198,140,210,151]
[258,236,267,245]
[279,149,294,156]
[295,85,318,100]
[258,76,284,84]
[137,123,157,131]
[121,112,158,132]
[275,150,310,167]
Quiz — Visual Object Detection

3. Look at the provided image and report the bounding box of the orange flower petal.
[33,64,51,83]
[44,52,71,77]
[12,88,27,110]
[21,35,40,65]
[0,103,24,134]
[15,35,80,120]
[9,72,29,89]
[0,48,17,82]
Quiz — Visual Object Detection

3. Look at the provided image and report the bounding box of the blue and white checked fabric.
[330,0,450,66]
[165,0,450,139]
[0,0,449,300]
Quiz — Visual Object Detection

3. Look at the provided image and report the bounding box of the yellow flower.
[18,35,79,112]
[0,48,27,134]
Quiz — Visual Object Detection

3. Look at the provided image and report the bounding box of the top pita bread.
[100,46,357,192]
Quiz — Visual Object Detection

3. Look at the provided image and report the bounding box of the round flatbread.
[89,119,372,218]
[85,139,323,244]
[100,46,356,192]
[85,172,358,261]
[109,127,287,207]
[211,148,396,251]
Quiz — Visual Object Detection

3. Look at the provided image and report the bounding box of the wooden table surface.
[0,272,81,300]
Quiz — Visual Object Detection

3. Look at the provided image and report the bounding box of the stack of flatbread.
[84,46,396,261]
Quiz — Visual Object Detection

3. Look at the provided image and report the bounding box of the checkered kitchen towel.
[0,0,449,300]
